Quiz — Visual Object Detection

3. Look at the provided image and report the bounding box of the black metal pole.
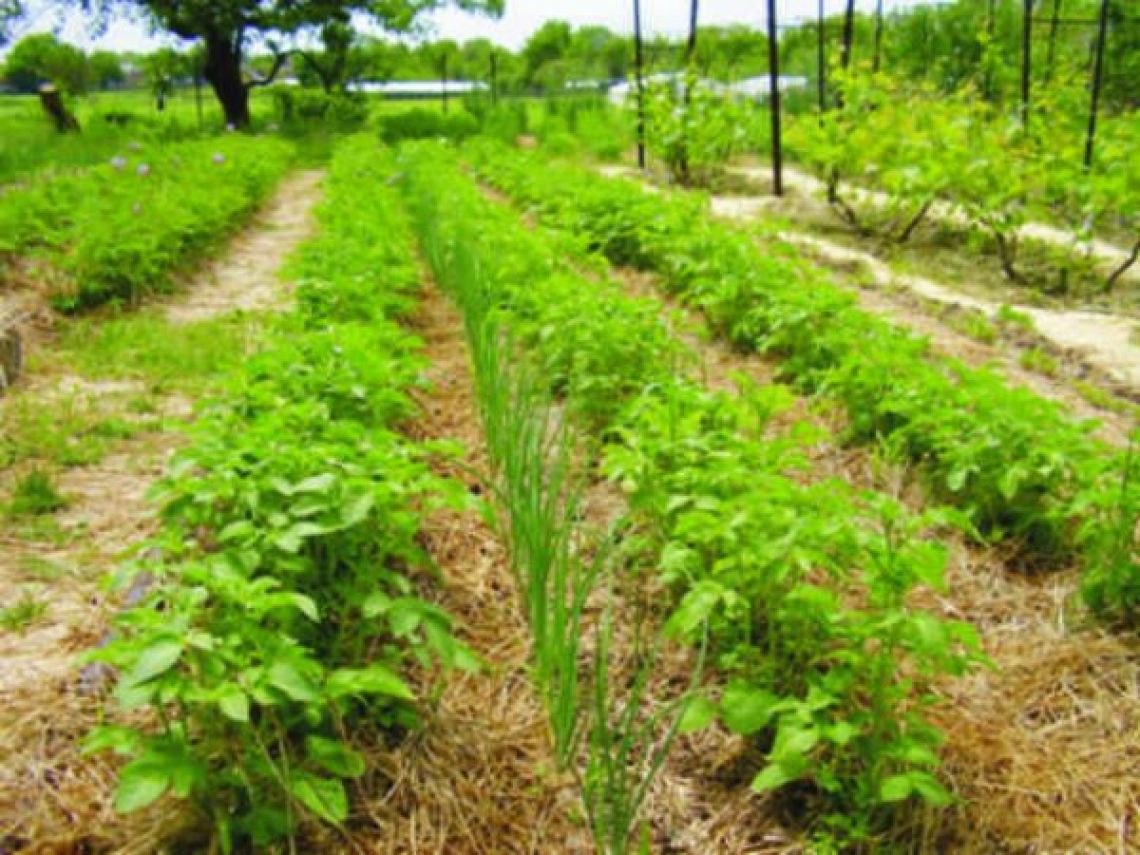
[1021,0,1033,129]
[490,51,498,106]
[872,0,884,73]
[817,0,826,116]
[984,0,996,100]
[679,0,699,182]
[838,0,854,108]
[1084,0,1110,167]
[766,0,783,197]
[634,0,646,169]
[1045,0,1062,83]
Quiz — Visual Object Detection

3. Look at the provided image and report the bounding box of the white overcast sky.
[7,0,937,55]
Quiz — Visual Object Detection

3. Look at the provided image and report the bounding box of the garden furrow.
[361,277,585,854]
[0,167,325,851]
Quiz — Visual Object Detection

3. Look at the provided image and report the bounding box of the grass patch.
[8,469,67,516]
[0,393,154,467]
[54,311,262,394]
[17,555,75,582]
[946,310,999,344]
[0,590,49,634]
[1019,347,1060,377]
[996,303,1036,332]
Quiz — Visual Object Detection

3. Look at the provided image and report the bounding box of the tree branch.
[246,47,291,89]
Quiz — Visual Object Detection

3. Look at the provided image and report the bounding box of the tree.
[88,50,126,88]
[79,0,503,127]
[521,20,572,89]
[295,17,366,93]
[2,33,89,94]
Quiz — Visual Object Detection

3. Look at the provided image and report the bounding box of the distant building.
[347,80,488,99]
[729,75,809,101]
[608,72,807,106]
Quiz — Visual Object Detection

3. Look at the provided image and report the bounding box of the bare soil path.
[0,168,325,852]
[729,163,1140,283]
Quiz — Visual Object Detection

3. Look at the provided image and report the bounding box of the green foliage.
[407,141,985,848]
[272,88,368,126]
[84,137,474,850]
[3,32,89,94]
[375,107,480,144]
[644,76,766,186]
[7,468,68,516]
[787,72,1140,292]
[467,140,1138,629]
[605,379,982,839]
[0,135,293,311]
[0,589,49,633]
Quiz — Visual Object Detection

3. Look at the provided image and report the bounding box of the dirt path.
[165,169,325,323]
[709,194,1140,409]
[356,280,586,854]
[729,163,1140,282]
[0,168,325,851]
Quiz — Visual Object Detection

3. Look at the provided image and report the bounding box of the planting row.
[466,141,1139,631]
[398,141,983,850]
[83,137,474,851]
[0,135,292,310]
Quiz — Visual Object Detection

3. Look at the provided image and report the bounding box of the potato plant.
[0,135,292,310]
[84,138,475,851]
[466,141,1138,631]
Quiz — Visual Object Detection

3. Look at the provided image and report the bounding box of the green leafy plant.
[8,468,68,516]
[84,137,474,851]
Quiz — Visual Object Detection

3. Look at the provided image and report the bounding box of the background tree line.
[2,0,1135,119]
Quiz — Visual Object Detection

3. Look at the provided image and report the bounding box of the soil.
[165,169,325,324]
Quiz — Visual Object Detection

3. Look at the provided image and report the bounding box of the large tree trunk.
[203,29,250,128]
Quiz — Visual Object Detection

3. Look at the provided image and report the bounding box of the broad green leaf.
[293,473,336,494]
[217,685,250,722]
[677,695,717,734]
[306,736,366,778]
[289,771,347,824]
[362,591,392,619]
[751,763,794,793]
[910,772,954,806]
[268,661,320,703]
[720,685,778,736]
[114,759,170,813]
[125,638,184,685]
[326,664,414,701]
[878,774,913,803]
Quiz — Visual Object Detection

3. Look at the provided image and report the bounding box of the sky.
[7,0,937,55]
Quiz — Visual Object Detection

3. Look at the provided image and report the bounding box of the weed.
[1019,347,1060,377]
[0,591,49,633]
[8,469,68,516]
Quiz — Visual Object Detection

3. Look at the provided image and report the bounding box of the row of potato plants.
[785,74,1140,293]
[82,137,475,852]
[398,141,983,850]
[465,140,1139,631]
[0,135,292,311]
